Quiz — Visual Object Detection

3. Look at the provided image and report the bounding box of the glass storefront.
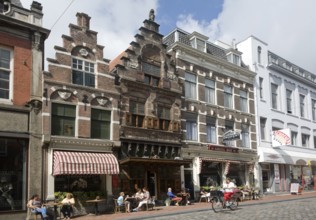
[55,175,106,193]
[0,138,27,211]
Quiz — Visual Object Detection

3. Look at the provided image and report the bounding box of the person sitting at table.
[61,193,75,219]
[167,187,182,206]
[179,188,190,205]
[117,192,131,212]
[133,187,150,212]
[133,188,143,207]
[200,189,211,202]
[27,194,49,220]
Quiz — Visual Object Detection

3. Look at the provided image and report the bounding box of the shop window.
[51,103,76,136]
[91,109,111,139]
[54,175,104,193]
[72,58,95,87]
[0,47,12,101]
[0,138,27,212]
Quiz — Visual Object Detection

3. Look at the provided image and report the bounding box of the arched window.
[257,46,262,64]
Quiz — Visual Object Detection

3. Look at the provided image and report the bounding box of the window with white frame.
[240,90,248,112]
[302,133,309,147]
[259,77,263,99]
[257,46,262,64]
[185,113,197,141]
[233,54,240,65]
[72,58,95,87]
[206,117,216,143]
[91,109,111,139]
[260,117,266,140]
[191,38,205,52]
[286,89,293,114]
[299,94,305,117]
[271,83,278,109]
[130,101,145,128]
[0,47,11,100]
[224,85,233,108]
[312,99,316,121]
[185,72,197,99]
[241,124,250,148]
[205,79,215,104]
[291,131,297,145]
[51,103,76,136]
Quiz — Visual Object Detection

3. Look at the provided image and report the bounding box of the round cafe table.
[43,202,62,220]
[85,199,106,215]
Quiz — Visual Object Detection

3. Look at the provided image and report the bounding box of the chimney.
[76,12,91,30]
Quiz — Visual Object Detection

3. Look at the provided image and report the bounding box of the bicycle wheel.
[212,196,223,213]
[229,197,238,210]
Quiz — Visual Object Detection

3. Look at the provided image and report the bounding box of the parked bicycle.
[211,190,240,213]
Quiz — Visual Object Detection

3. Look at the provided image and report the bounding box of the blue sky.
[21,0,316,74]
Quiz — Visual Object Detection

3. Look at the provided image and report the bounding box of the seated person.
[133,188,144,207]
[167,187,182,206]
[27,194,49,220]
[117,192,131,212]
[179,188,190,205]
[61,193,75,219]
[133,187,149,212]
[200,189,211,202]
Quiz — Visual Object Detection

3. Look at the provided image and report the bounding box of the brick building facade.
[0,0,49,218]
[43,13,120,200]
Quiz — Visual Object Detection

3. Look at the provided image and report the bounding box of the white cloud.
[176,0,316,73]
[21,0,158,70]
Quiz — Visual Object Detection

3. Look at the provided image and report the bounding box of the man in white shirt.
[222,177,236,205]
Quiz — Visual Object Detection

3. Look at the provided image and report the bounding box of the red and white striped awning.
[53,151,119,176]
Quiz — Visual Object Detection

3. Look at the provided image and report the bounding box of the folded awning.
[53,151,119,176]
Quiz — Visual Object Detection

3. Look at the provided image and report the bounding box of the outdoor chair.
[113,199,127,213]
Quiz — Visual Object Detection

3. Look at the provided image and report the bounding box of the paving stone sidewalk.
[74,191,316,220]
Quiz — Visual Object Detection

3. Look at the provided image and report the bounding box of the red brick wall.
[0,32,32,106]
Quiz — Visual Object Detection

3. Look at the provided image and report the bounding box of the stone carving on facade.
[0,1,11,14]
[79,48,88,57]
[127,60,139,69]
[148,9,155,21]
[57,90,72,100]
[32,32,42,50]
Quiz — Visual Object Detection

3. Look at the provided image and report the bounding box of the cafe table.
[43,202,62,220]
[85,198,106,215]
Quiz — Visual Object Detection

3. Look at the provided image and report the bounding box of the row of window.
[185,72,249,112]
[263,80,316,120]
[185,116,250,148]
[51,103,110,139]
[260,118,316,148]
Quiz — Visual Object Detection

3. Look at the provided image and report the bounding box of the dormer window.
[233,54,240,65]
[227,52,241,66]
[191,38,206,52]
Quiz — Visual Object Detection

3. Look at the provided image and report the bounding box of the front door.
[147,171,156,197]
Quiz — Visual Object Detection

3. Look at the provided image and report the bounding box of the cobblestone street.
[76,191,316,220]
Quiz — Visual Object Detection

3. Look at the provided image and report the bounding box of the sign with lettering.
[272,128,291,147]
[223,130,241,142]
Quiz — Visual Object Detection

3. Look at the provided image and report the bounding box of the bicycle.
[211,190,240,213]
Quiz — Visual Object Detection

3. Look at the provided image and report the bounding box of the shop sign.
[272,128,291,147]
[223,130,241,142]
[208,145,239,153]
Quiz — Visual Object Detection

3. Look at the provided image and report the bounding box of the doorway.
[147,171,156,197]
